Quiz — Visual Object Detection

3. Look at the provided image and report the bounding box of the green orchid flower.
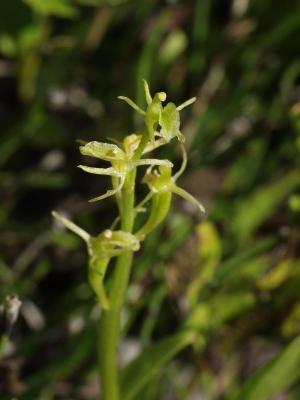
[78,136,173,202]
[52,211,140,309]
[118,80,196,143]
[136,145,205,239]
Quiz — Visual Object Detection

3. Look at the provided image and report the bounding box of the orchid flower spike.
[52,211,140,309]
[118,80,196,144]
[78,136,173,202]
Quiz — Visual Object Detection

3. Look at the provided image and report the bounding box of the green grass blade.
[120,331,194,400]
[234,335,300,400]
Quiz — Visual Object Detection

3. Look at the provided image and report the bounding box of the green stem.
[98,169,136,400]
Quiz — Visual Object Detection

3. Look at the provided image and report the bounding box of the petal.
[173,143,187,182]
[171,185,205,213]
[176,131,185,143]
[118,96,145,115]
[78,165,123,177]
[88,175,125,202]
[52,211,90,243]
[176,97,196,111]
[143,138,167,154]
[135,158,173,168]
[135,192,153,212]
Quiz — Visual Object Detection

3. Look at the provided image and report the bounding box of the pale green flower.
[52,211,140,309]
[118,80,196,143]
[136,145,204,239]
[78,136,173,202]
[143,164,205,212]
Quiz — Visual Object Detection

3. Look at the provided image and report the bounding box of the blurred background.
[1,0,300,399]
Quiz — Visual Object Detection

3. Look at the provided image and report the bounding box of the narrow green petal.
[135,192,153,212]
[78,165,122,177]
[172,185,205,213]
[143,138,167,154]
[118,96,145,115]
[176,97,196,111]
[135,159,173,168]
[173,143,187,182]
[52,211,90,243]
[176,131,185,143]
[88,176,125,203]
